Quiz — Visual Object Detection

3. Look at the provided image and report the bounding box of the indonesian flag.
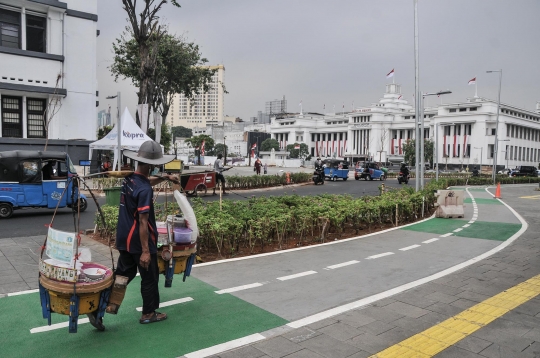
[386,69,395,78]
[200,140,205,156]
[294,144,300,149]
[251,143,257,150]
[468,77,476,85]
[398,95,402,100]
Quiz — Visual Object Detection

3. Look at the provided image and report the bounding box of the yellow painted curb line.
[370,273,540,357]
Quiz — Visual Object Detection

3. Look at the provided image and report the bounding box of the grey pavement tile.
[369,297,396,308]
[455,335,494,354]
[513,299,540,316]
[523,327,540,342]
[0,239,17,247]
[458,283,509,297]
[436,346,486,358]
[217,346,267,358]
[394,292,439,308]
[423,282,465,297]
[479,343,536,358]
[26,281,39,289]
[281,349,324,358]
[282,327,321,343]
[0,281,30,294]
[0,274,23,285]
[455,290,491,303]
[390,315,435,333]
[476,264,504,272]
[344,351,371,358]
[348,332,391,354]
[476,318,534,338]
[306,318,338,331]
[376,326,415,346]
[383,301,430,318]
[299,334,361,358]
[337,310,377,328]
[473,330,534,354]
[482,270,522,281]
[426,291,461,304]
[253,336,303,358]
[450,298,478,310]
[502,311,540,328]
[440,278,470,289]
[317,322,364,342]
[357,306,405,323]
[522,341,540,357]
[356,320,395,336]
[425,302,464,317]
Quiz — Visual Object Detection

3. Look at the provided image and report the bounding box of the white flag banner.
[154,111,162,144]
[468,77,476,85]
[386,69,395,78]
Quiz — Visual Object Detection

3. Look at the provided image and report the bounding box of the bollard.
[381,183,385,195]
[286,172,291,184]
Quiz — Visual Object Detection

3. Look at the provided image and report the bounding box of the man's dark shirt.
[42,163,54,180]
[116,173,158,254]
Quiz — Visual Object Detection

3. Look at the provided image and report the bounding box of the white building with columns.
[269,83,540,170]
[0,0,98,141]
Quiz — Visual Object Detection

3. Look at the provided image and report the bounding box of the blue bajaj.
[0,150,88,218]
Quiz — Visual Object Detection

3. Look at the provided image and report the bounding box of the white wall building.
[167,64,225,129]
[0,0,98,141]
[269,83,540,170]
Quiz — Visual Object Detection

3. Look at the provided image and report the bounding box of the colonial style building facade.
[269,83,540,169]
[0,0,98,141]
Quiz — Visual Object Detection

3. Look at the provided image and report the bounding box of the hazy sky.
[96,0,540,121]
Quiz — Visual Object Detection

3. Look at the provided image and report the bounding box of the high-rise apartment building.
[167,64,225,129]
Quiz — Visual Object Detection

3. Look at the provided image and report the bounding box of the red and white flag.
[251,143,257,150]
[294,144,300,150]
[386,69,395,78]
[468,77,476,85]
[398,95,402,100]
[200,140,205,156]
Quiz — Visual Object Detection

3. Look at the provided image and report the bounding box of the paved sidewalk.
[200,185,540,358]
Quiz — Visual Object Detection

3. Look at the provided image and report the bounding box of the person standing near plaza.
[254,158,262,175]
[213,153,228,195]
[88,140,178,331]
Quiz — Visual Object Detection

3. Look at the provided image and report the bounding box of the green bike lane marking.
[464,197,502,205]
[0,277,287,358]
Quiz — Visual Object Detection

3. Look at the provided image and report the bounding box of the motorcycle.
[313,167,325,185]
[397,171,410,184]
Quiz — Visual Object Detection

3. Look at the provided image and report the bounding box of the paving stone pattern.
[208,186,540,358]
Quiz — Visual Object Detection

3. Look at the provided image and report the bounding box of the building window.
[470,107,478,111]
[27,98,46,138]
[26,14,46,52]
[449,108,456,113]
[466,144,471,157]
[488,144,494,159]
[0,9,20,49]
[459,108,466,112]
[1,96,22,137]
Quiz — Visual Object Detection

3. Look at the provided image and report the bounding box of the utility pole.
[414,0,420,191]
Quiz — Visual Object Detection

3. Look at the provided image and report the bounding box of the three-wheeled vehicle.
[324,159,349,181]
[355,162,386,181]
[0,150,87,218]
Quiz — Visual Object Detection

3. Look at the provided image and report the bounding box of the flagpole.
[475,78,478,98]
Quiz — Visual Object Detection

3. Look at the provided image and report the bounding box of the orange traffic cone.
[495,182,502,199]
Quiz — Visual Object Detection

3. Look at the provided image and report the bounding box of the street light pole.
[414,0,420,191]
[474,147,483,174]
[487,69,502,183]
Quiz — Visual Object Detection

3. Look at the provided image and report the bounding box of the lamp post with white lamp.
[106,92,121,170]
[434,120,455,181]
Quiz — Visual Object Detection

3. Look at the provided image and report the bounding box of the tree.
[286,143,309,159]
[186,134,214,164]
[171,126,192,139]
[111,30,216,133]
[377,126,389,163]
[402,139,434,167]
[97,125,114,140]
[119,0,180,128]
[261,138,279,152]
[210,143,228,157]
[147,123,172,153]
[43,72,63,150]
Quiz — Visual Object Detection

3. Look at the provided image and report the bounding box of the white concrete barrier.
[434,190,465,218]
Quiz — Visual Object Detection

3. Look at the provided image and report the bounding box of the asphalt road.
[1,176,416,239]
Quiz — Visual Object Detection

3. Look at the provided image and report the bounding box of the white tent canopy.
[89,108,158,170]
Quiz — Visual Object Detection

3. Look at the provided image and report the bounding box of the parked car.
[508,166,538,177]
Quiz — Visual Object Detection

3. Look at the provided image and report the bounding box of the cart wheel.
[194,184,207,197]
[343,177,348,181]
[0,203,13,219]
[366,174,372,181]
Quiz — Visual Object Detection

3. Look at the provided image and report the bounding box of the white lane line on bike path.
[326,260,360,270]
[366,252,394,259]
[441,233,454,237]
[215,283,264,294]
[399,245,421,251]
[277,271,317,281]
[422,238,439,244]
[136,297,193,311]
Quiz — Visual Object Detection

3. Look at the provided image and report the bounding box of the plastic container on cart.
[173,227,193,244]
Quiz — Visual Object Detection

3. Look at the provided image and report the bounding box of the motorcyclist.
[314,157,324,181]
[472,166,479,177]
[400,163,409,177]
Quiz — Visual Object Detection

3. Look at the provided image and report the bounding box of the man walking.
[88,140,178,331]
[213,153,228,195]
